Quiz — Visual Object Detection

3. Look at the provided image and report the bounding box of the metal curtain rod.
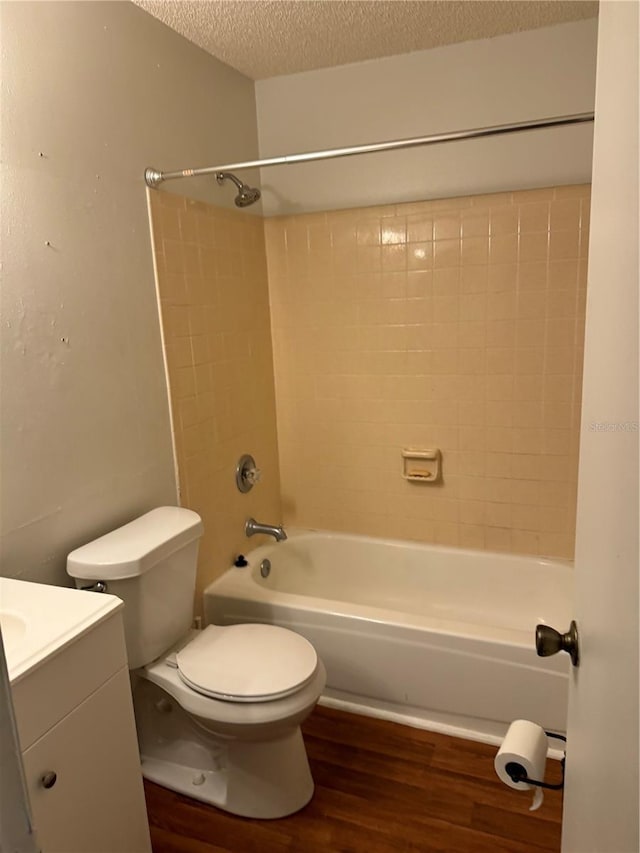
[144,111,594,188]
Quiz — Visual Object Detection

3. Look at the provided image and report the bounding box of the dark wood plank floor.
[145,705,563,853]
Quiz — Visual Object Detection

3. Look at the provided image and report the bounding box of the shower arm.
[144,111,594,188]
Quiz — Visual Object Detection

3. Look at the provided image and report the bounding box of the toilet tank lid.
[66,507,203,580]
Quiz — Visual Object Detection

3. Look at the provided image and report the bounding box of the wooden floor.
[144,705,563,853]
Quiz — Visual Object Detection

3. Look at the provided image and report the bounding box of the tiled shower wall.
[264,186,589,559]
[149,191,281,599]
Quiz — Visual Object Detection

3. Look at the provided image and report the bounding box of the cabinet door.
[22,667,151,853]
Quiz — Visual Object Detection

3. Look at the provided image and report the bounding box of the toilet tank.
[67,507,203,670]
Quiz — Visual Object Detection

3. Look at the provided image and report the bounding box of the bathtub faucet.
[245,517,288,542]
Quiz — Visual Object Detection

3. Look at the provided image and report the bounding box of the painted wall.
[149,191,281,603]
[0,1,260,585]
[265,185,589,559]
[256,20,598,216]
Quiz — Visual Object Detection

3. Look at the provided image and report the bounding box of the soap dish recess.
[402,449,442,483]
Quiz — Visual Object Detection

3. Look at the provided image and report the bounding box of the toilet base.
[135,679,316,818]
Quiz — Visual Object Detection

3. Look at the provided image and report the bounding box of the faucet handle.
[244,466,262,486]
[236,454,261,492]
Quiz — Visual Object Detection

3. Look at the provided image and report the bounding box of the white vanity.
[1,578,151,853]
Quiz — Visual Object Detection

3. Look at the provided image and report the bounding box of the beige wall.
[256,20,598,216]
[0,2,260,584]
[265,185,589,559]
[149,191,281,601]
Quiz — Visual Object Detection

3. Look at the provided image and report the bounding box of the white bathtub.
[204,529,572,745]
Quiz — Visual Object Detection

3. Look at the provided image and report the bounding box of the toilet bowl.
[66,507,325,818]
[135,624,326,817]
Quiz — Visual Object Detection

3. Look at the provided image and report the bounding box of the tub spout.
[245,517,287,542]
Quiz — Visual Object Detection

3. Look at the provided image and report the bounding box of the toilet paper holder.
[504,731,567,791]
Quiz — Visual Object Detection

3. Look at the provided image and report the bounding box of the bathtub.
[204,529,572,745]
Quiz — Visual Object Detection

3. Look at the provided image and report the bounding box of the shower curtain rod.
[144,111,594,188]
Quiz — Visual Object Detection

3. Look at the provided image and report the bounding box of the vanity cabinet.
[4,580,151,853]
[21,667,150,853]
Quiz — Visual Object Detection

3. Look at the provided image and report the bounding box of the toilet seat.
[175,624,318,703]
[142,654,327,728]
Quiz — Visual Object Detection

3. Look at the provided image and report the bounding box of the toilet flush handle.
[80,580,108,593]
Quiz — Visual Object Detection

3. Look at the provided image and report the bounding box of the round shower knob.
[535,620,580,667]
[236,454,261,492]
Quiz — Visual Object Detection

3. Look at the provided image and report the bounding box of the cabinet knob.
[41,771,57,789]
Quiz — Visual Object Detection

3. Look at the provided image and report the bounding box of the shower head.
[215,172,261,208]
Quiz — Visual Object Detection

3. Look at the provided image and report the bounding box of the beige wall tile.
[519,202,550,233]
[263,185,588,562]
[490,233,519,265]
[459,524,486,550]
[519,231,549,263]
[512,188,555,203]
[150,193,282,607]
[434,215,461,241]
[490,208,519,235]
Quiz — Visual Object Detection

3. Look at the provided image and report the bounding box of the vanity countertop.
[0,577,122,684]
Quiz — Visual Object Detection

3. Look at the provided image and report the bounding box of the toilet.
[66,506,326,819]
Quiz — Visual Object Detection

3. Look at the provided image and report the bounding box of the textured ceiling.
[134,0,599,80]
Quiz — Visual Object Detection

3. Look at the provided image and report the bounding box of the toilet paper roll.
[495,719,548,811]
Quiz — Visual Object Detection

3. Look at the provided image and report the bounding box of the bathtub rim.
[209,526,574,652]
[242,526,574,573]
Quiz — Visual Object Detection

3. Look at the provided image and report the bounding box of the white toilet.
[66,506,326,819]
